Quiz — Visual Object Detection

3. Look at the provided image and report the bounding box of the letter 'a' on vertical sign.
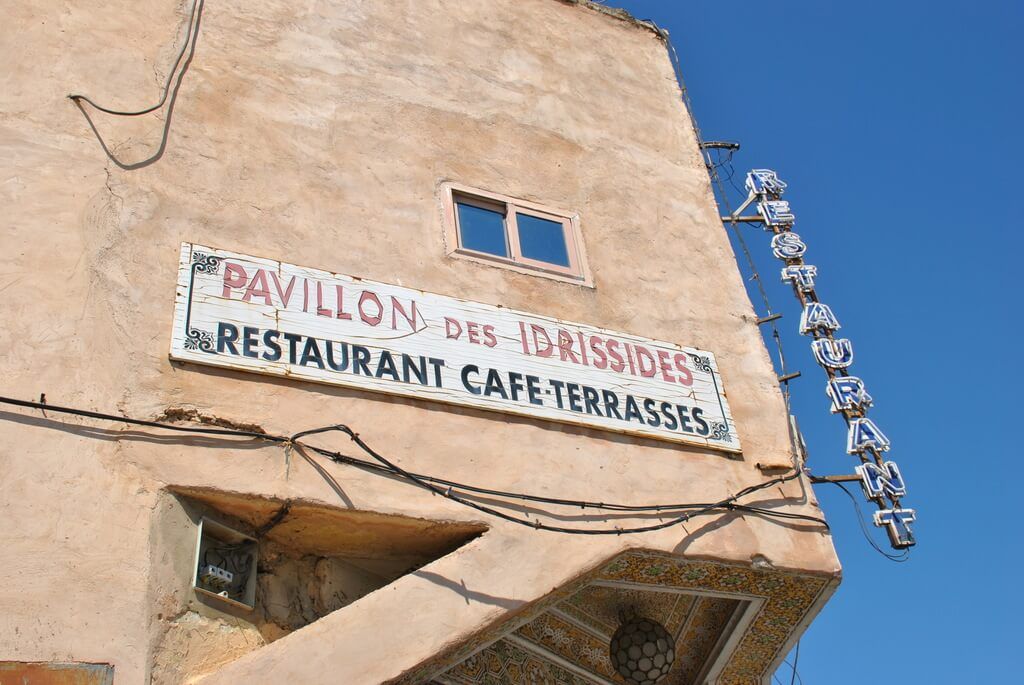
[847,417,891,454]
[799,302,841,335]
[770,232,806,260]
[874,508,916,548]
[856,462,907,499]
[826,376,872,414]
[811,338,853,369]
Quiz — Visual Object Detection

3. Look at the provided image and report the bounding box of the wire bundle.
[0,395,827,536]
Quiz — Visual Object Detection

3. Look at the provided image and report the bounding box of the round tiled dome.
[608,616,675,685]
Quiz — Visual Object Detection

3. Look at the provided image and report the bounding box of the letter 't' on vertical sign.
[874,508,916,548]
[170,243,740,452]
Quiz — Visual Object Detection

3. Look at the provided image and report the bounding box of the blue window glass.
[457,202,508,258]
[516,213,570,267]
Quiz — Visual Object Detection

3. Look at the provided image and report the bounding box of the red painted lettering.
[656,350,675,383]
[557,329,580,363]
[673,353,694,386]
[358,291,383,326]
[269,271,296,308]
[315,281,332,317]
[391,297,420,331]
[335,285,351,319]
[589,336,609,369]
[222,263,248,297]
[606,339,625,372]
[482,325,497,348]
[242,269,272,305]
[635,345,657,378]
[624,343,637,375]
[445,317,463,340]
[531,325,553,358]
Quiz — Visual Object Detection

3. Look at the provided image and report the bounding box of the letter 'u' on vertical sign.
[811,338,853,369]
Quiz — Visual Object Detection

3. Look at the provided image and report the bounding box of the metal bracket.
[808,473,862,484]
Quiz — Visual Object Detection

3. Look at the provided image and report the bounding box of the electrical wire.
[0,394,829,535]
[829,481,909,562]
[67,0,203,116]
[788,640,803,685]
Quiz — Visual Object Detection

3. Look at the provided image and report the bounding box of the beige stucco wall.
[0,1,839,683]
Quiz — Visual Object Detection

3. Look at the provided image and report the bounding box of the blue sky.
[610,1,1023,682]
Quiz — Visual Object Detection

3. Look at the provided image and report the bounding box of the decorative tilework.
[515,611,616,679]
[389,551,835,685]
[440,639,595,685]
[672,597,740,684]
[599,552,832,685]
[561,584,692,637]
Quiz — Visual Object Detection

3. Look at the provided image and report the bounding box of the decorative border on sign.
[182,249,221,353]
[690,353,732,443]
[390,551,835,685]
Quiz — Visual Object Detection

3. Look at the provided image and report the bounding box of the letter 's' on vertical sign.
[171,243,740,452]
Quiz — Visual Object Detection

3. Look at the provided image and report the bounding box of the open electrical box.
[191,517,258,610]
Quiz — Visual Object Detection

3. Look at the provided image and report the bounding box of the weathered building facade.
[0,1,840,683]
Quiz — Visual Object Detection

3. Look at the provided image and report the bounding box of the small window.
[442,183,590,285]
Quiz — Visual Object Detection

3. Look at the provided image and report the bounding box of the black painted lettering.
[217,322,239,354]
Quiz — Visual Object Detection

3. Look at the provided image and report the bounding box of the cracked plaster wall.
[0,1,840,683]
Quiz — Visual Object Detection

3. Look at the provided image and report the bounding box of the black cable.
[789,640,802,685]
[67,0,203,116]
[0,395,284,443]
[0,395,829,535]
[829,482,909,562]
[301,426,830,534]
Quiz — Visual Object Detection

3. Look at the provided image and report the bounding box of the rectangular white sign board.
[170,243,740,451]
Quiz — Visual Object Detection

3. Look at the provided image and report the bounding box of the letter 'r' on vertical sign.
[799,302,841,335]
[826,376,873,413]
[847,417,891,454]
[782,264,817,292]
[770,232,807,260]
[811,338,853,369]
[746,169,787,197]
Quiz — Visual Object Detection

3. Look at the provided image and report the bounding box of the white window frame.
[441,182,592,287]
